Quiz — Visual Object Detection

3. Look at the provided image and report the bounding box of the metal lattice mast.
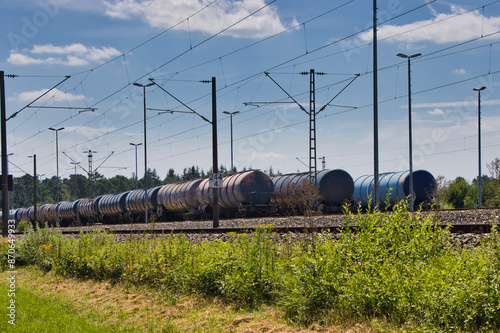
[309,69,317,185]
[86,150,96,197]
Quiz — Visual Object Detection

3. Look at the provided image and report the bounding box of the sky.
[1,0,500,185]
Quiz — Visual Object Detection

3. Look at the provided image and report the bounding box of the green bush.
[16,219,31,233]
[3,206,500,331]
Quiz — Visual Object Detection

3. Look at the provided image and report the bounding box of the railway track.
[13,208,499,237]
[14,222,496,236]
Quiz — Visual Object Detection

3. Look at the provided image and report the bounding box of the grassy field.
[1,203,499,332]
[0,268,383,332]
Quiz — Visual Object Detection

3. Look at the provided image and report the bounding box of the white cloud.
[31,43,89,54]
[454,68,466,75]
[104,0,297,39]
[7,53,46,65]
[8,43,121,66]
[360,5,500,45]
[427,108,446,116]
[8,88,85,104]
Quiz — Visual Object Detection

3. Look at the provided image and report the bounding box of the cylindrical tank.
[98,192,128,217]
[58,200,80,220]
[273,169,354,207]
[147,186,162,210]
[27,206,42,222]
[197,170,274,210]
[37,204,50,223]
[43,203,58,224]
[19,207,29,222]
[81,196,102,223]
[352,170,435,208]
[126,189,146,214]
[9,208,20,222]
[158,180,202,212]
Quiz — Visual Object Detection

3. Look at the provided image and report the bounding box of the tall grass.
[2,205,499,331]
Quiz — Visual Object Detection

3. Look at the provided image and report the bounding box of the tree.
[485,157,500,207]
[445,177,471,209]
[182,166,202,180]
[138,168,162,188]
[487,158,500,180]
[432,175,449,208]
[164,168,180,184]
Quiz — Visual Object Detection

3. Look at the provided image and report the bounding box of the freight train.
[2,169,435,227]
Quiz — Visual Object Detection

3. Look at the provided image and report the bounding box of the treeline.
[5,165,280,209]
[5,158,500,210]
[434,157,500,208]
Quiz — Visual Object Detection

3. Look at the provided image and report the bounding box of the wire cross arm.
[264,72,308,114]
[147,108,193,115]
[324,104,357,109]
[7,75,71,121]
[26,106,97,113]
[93,151,114,173]
[317,73,360,115]
[63,152,89,173]
[148,78,211,124]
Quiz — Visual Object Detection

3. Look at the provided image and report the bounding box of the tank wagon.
[98,192,128,222]
[58,200,81,226]
[123,187,162,222]
[6,169,436,226]
[352,170,435,208]
[7,170,276,225]
[198,170,275,215]
[77,197,101,224]
[273,169,354,211]
[157,179,203,216]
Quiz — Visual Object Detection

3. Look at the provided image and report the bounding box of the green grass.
[0,277,119,332]
[2,203,500,332]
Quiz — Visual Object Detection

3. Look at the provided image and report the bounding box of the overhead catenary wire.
[7,0,500,179]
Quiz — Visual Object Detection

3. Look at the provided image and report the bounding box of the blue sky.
[1,0,500,185]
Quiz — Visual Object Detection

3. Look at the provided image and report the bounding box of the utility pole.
[70,161,80,199]
[397,52,422,211]
[49,127,64,222]
[133,82,154,223]
[1,71,9,237]
[211,77,219,228]
[32,154,37,229]
[373,0,380,209]
[222,111,239,173]
[473,86,486,208]
[149,77,219,228]
[249,71,358,186]
[85,150,97,197]
[130,143,142,189]
[307,69,317,185]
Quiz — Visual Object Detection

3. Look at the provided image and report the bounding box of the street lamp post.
[28,154,37,229]
[133,82,154,223]
[222,111,239,173]
[397,52,421,212]
[70,161,80,200]
[473,86,486,208]
[129,142,142,189]
[49,127,64,221]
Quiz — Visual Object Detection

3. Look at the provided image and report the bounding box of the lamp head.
[473,86,486,92]
[397,52,421,59]
[133,82,154,88]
